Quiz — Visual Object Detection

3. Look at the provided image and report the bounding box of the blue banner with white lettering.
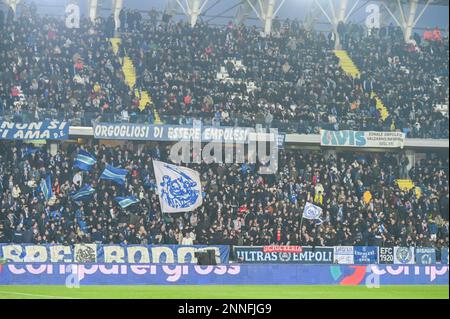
[416,247,437,265]
[354,246,379,264]
[93,122,274,144]
[0,244,230,264]
[0,120,69,140]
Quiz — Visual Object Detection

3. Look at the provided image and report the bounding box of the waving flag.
[153,160,203,213]
[23,146,40,157]
[40,174,52,201]
[74,149,97,171]
[70,184,95,202]
[100,164,128,186]
[303,202,323,224]
[115,196,140,208]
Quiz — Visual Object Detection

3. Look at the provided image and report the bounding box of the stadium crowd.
[0,142,448,250]
[0,5,448,137]
[341,23,449,139]
[0,5,146,126]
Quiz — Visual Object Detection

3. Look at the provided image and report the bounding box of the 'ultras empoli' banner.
[320,130,405,148]
[0,244,230,264]
[0,264,447,286]
[234,246,334,263]
[0,121,69,140]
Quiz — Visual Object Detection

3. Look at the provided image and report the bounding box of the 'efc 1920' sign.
[234,246,334,263]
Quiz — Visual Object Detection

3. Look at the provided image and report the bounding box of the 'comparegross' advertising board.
[0,264,447,286]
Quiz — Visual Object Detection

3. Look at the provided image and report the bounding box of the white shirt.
[181,237,194,245]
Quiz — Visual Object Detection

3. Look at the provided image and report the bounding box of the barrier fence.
[0,244,448,265]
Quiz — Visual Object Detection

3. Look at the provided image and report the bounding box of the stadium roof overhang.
[164,0,448,38]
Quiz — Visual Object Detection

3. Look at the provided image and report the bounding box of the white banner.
[394,247,415,264]
[302,202,323,220]
[333,246,354,264]
[153,160,203,213]
[320,130,406,149]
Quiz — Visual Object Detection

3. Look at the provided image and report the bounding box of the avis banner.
[233,246,334,264]
[320,130,405,148]
[0,264,447,285]
[0,120,69,140]
[0,244,229,264]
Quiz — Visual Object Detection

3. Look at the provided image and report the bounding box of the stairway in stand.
[110,38,162,124]
[334,50,391,125]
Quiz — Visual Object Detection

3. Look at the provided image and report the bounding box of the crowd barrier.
[0,264,447,286]
[0,244,448,265]
[0,244,230,264]
[233,245,446,264]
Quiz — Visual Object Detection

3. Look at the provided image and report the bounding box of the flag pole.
[299,215,304,245]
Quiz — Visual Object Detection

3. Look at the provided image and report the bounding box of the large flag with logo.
[303,202,323,224]
[40,174,52,201]
[70,184,95,202]
[115,196,140,208]
[100,164,128,186]
[73,149,97,171]
[153,160,203,213]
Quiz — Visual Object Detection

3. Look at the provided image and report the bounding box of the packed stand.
[1,7,387,134]
[340,23,449,138]
[0,141,448,250]
[120,15,386,134]
[0,4,138,126]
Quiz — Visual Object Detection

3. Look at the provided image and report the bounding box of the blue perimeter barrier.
[0,264,448,286]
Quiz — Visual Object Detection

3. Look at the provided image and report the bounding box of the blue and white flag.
[70,184,95,202]
[73,149,97,171]
[115,196,140,208]
[40,174,52,201]
[153,160,203,213]
[303,202,323,224]
[100,164,128,186]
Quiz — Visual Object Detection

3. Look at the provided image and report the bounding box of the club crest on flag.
[153,160,203,213]
[303,202,323,220]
